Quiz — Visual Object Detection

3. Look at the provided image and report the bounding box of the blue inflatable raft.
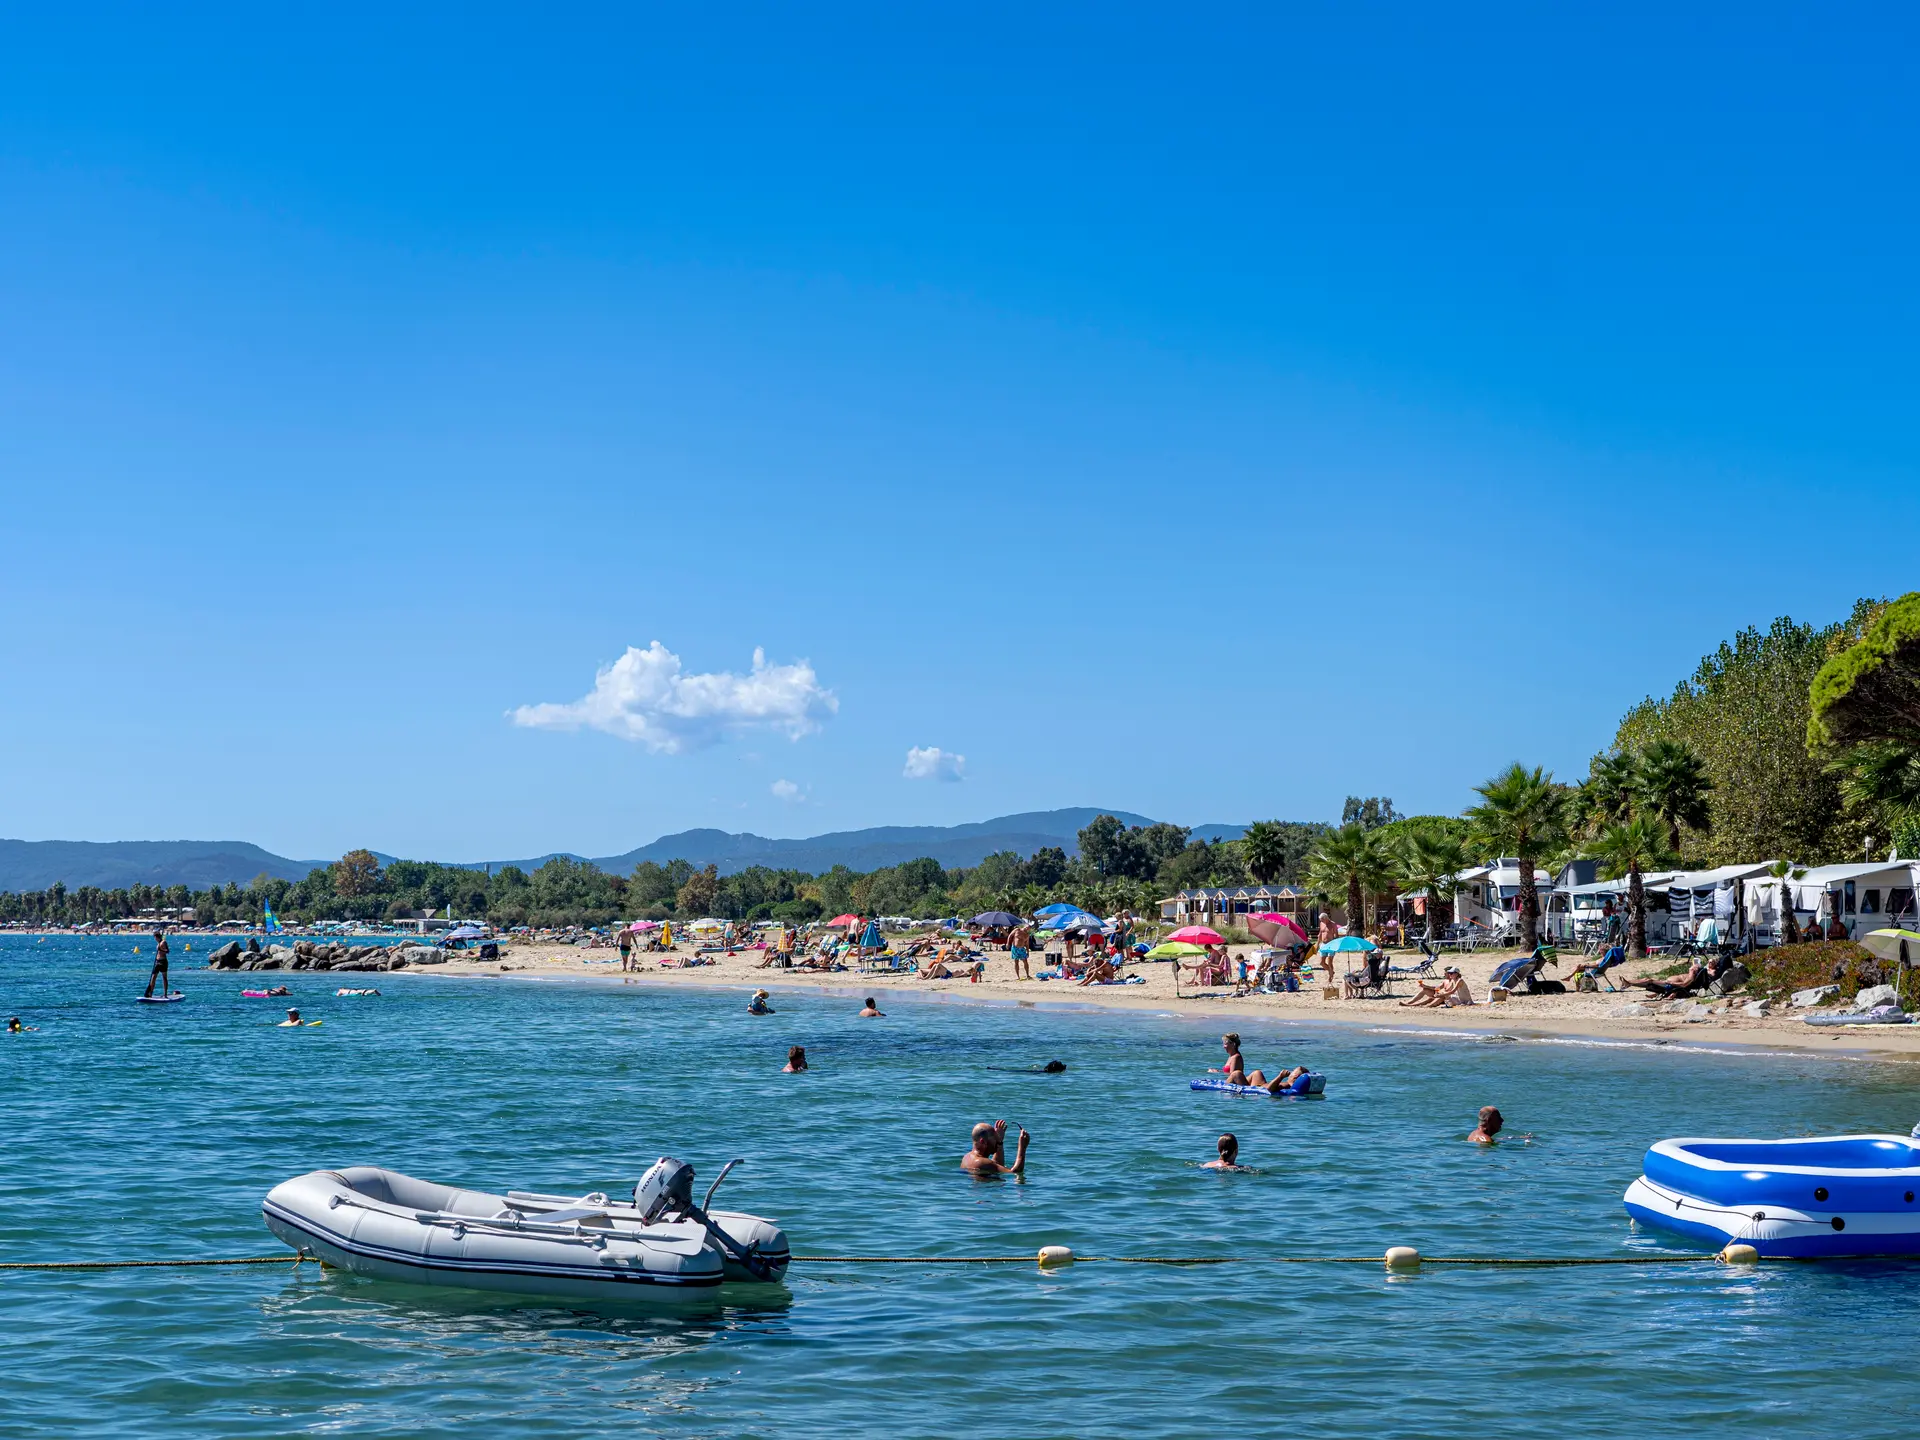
[1190,1072,1326,1098]
[1624,1135,1920,1257]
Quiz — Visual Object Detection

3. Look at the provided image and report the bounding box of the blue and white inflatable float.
[1624,1134,1920,1257]
[1191,1072,1326,1098]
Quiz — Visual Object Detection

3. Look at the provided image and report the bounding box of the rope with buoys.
[796,1245,1758,1269]
[0,1244,1766,1273]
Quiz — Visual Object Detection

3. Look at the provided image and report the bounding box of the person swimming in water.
[783,1045,808,1072]
[858,997,884,1017]
[747,990,775,1015]
[1469,1106,1504,1143]
[7,1016,35,1033]
[961,1119,1029,1178]
[277,1008,304,1028]
[1201,1133,1248,1171]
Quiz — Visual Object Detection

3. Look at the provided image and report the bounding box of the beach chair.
[1569,945,1626,992]
[1342,952,1392,999]
[1389,939,1440,983]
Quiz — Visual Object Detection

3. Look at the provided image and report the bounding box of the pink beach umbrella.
[1166,924,1227,946]
[1246,913,1308,946]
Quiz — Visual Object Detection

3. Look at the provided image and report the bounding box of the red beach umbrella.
[826,914,861,928]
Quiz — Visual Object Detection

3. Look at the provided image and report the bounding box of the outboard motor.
[633,1157,776,1280]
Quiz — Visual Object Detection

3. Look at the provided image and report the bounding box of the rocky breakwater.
[203,939,447,972]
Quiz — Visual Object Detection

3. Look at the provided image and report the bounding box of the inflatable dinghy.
[1624,1135,1920,1257]
[264,1159,789,1301]
[1191,1072,1326,1098]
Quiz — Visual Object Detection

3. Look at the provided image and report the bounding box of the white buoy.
[1384,1246,1421,1269]
[1719,1243,1760,1265]
[1037,1245,1075,1268]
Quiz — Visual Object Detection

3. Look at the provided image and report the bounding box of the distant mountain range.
[0,839,326,892]
[0,810,1256,890]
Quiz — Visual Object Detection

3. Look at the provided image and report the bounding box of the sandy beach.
[422,937,1920,1061]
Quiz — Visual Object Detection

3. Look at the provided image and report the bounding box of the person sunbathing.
[1622,958,1709,999]
[1402,966,1474,1008]
[1212,1033,1307,1090]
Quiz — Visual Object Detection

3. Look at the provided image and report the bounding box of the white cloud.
[510,643,837,754]
[771,779,803,802]
[903,745,966,782]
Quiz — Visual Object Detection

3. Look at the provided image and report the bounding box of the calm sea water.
[4,934,1919,1438]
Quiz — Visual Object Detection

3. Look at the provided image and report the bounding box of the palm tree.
[1239,821,1288,883]
[1306,823,1390,935]
[1465,764,1567,948]
[1587,816,1678,957]
[1395,830,1471,943]
[1634,739,1713,856]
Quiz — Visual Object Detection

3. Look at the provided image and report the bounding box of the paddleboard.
[137,993,186,1004]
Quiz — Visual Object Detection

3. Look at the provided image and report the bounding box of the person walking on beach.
[142,928,172,999]
[617,927,635,972]
[1009,924,1032,980]
[962,1120,1029,1177]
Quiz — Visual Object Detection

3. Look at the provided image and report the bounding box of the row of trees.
[1298,591,1920,957]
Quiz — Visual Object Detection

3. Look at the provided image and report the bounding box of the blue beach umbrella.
[859,920,884,949]
[1034,903,1079,918]
[1317,935,1378,955]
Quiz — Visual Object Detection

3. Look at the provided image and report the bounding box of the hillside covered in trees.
[0,815,1335,931]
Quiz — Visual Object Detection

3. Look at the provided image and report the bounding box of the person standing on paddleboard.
[142,928,172,999]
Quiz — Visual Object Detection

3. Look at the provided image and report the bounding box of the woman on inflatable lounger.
[1216,1033,1309,1093]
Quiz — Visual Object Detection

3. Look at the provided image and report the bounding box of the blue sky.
[1,4,1914,862]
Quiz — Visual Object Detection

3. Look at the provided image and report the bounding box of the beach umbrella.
[626,920,661,932]
[1144,941,1208,959]
[859,920,884,949]
[971,911,1023,928]
[1033,902,1079,918]
[1247,914,1309,946]
[1166,925,1226,946]
[827,914,861,928]
[1861,928,1920,965]
[688,918,725,933]
[1056,916,1109,936]
[442,925,486,941]
[1317,935,1378,955]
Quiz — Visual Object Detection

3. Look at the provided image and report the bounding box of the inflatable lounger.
[1802,1006,1912,1027]
[1190,1072,1326,1098]
[1624,1134,1920,1257]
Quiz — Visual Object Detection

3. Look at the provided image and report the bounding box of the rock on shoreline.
[204,938,430,972]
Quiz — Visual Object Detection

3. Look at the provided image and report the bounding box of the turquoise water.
[4,934,1920,1438]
